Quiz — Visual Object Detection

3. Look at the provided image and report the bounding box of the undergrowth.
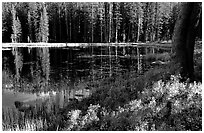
[64,75,202,131]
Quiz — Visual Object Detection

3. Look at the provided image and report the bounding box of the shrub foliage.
[65,75,202,131]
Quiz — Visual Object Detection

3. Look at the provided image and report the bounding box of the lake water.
[2,46,170,109]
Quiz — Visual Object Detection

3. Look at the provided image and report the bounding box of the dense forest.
[3,2,179,43]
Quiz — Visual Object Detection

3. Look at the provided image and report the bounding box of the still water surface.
[2,46,168,109]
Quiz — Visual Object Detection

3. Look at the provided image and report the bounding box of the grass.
[2,98,64,131]
[3,118,46,131]
[2,107,45,131]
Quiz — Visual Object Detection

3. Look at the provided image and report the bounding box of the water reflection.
[2,46,170,109]
[12,48,23,83]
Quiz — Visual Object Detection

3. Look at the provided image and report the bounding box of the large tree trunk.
[172,2,201,81]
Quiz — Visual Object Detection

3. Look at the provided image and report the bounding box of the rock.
[5,83,14,88]
[14,101,34,112]
[151,60,168,65]
[68,98,79,103]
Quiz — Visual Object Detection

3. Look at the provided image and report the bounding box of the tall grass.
[3,117,46,131]
[2,98,60,131]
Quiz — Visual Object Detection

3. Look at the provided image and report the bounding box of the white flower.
[70,110,81,121]
[149,97,156,108]
[129,99,142,111]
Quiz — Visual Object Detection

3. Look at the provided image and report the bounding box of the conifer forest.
[3,2,180,43]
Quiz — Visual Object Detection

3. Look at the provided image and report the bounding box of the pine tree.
[27,10,33,42]
[38,3,49,42]
[11,4,22,43]
[98,2,105,42]
[2,3,13,42]
[11,4,23,83]
[128,2,143,42]
[113,2,122,43]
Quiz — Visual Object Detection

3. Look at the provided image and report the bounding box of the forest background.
[2,2,181,43]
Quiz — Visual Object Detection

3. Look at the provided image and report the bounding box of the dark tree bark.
[172,2,201,81]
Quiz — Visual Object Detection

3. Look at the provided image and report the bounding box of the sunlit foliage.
[64,75,201,131]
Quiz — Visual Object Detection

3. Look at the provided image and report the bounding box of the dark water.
[2,46,169,109]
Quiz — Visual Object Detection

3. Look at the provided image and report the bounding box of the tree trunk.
[69,6,72,42]
[91,3,94,43]
[65,4,69,42]
[104,2,109,42]
[58,5,61,42]
[172,2,201,81]
[109,3,112,43]
[136,18,141,42]
[155,2,158,41]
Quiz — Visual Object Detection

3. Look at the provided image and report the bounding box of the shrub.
[122,75,201,131]
[68,75,202,131]
[66,104,100,131]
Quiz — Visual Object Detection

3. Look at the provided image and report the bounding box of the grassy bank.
[3,69,202,131]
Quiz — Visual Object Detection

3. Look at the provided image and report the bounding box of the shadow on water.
[2,45,171,130]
